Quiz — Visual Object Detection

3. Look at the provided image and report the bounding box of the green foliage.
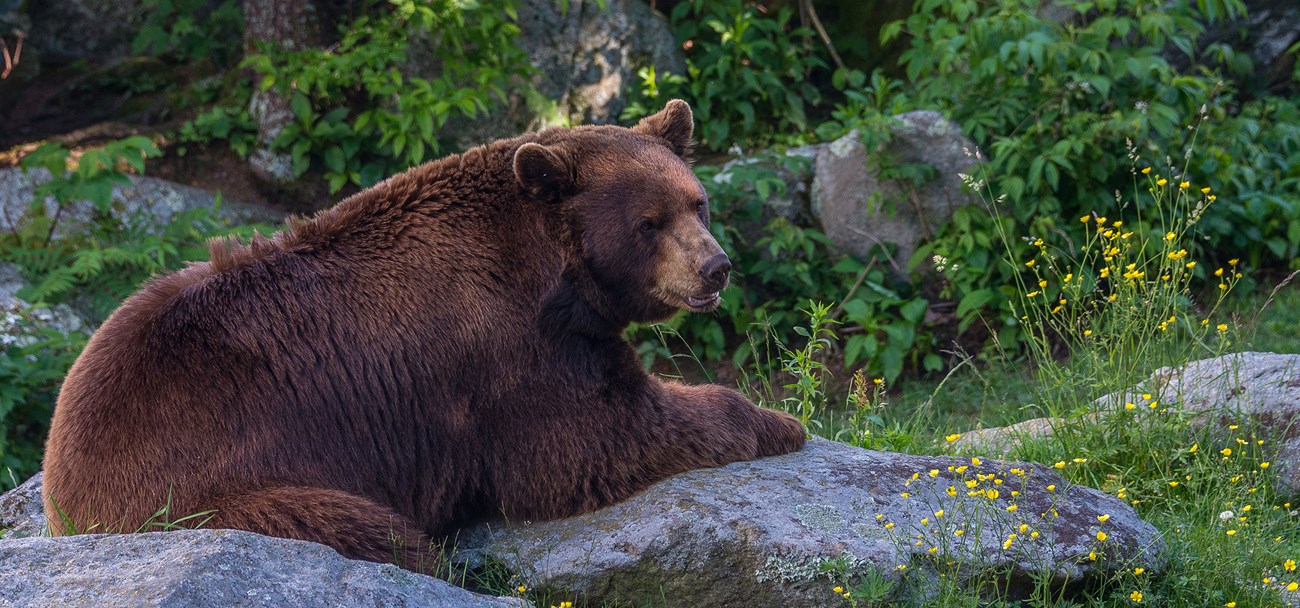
[0,139,264,487]
[623,0,827,151]
[179,103,260,158]
[228,0,532,192]
[778,302,836,435]
[132,0,244,67]
[0,316,85,483]
[770,0,1300,364]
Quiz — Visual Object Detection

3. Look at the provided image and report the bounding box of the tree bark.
[242,0,327,187]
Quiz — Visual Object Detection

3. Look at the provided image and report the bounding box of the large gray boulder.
[457,438,1163,607]
[0,528,530,608]
[25,0,143,61]
[0,167,282,240]
[518,0,684,127]
[439,0,685,150]
[812,112,980,272]
[955,353,1300,498]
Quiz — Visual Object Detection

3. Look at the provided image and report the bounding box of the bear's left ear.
[632,99,694,158]
[514,142,573,201]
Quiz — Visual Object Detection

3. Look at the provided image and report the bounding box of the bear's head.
[516,100,731,326]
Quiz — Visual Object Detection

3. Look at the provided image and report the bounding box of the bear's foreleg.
[653,381,806,469]
[488,381,803,522]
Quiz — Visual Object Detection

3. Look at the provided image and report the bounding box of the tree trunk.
[242,0,327,187]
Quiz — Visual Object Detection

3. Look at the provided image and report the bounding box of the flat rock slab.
[0,529,529,608]
[956,352,1300,497]
[457,438,1162,607]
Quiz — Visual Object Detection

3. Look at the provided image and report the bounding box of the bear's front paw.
[755,409,806,457]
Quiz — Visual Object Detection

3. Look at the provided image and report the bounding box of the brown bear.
[41,100,806,569]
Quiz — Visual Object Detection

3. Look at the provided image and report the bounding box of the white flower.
[1218,510,1234,522]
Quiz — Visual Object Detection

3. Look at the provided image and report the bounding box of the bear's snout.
[699,252,731,291]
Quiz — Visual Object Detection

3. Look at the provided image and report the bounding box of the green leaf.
[290,92,312,123]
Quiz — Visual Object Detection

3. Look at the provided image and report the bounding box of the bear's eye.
[694,200,707,212]
[639,219,657,234]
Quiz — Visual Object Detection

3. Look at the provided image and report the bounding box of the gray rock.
[26,0,143,60]
[1166,0,1300,95]
[1,263,86,339]
[456,438,1163,607]
[812,112,980,271]
[437,0,685,149]
[954,353,1300,497]
[0,167,282,240]
[518,0,684,126]
[0,528,530,608]
[0,472,44,540]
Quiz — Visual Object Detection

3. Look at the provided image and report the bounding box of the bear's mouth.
[681,292,721,311]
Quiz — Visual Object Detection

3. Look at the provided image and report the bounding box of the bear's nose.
[700,252,732,287]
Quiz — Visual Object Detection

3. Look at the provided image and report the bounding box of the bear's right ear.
[632,99,694,158]
[514,143,573,201]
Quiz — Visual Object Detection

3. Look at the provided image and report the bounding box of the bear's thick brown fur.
[41,100,805,568]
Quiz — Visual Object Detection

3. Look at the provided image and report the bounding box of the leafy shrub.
[0,139,264,487]
[222,0,532,192]
[623,0,827,151]
[814,0,1300,358]
[133,0,245,67]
